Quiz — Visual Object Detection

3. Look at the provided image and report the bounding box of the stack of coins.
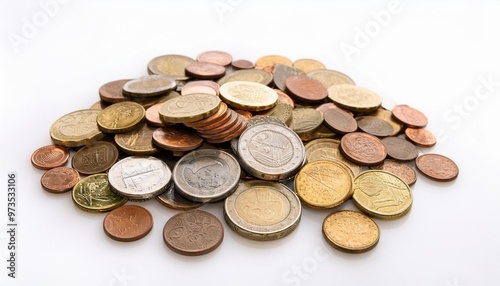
[31,50,459,255]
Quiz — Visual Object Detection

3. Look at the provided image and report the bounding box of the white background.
[1,1,500,285]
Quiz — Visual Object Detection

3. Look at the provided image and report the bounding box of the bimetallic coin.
[306,69,355,89]
[371,159,417,186]
[217,69,273,86]
[72,173,127,213]
[108,156,172,200]
[159,93,221,123]
[340,132,387,166]
[323,210,380,253]
[392,104,428,128]
[31,145,69,170]
[173,149,241,203]
[381,136,418,161]
[304,138,362,176]
[224,180,301,241]
[292,58,326,73]
[122,75,176,97]
[114,123,159,155]
[156,183,202,210]
[163,210,224,256]
[219,81,278,112]
[72,141,119,175]
[147,54,195,81]
[41,166,80,193]
[97,102,145,133]
[103,205,153,242]
[415,153,459,182]
[98,79,132,103]
[50,109,104,147]
[405,127,437,147]
[328,84,382,113]
[287,108,324,137]
[353,170,412,220]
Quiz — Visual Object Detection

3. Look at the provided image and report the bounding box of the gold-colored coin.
[353,170,412,219]
[255,54,292,71]
[147,54,195,81]
[72,173,127,213]
[323,210,380,253]
[299,124,339,142]
[217,69,273,87]
[304,138,361,176]
[256,100,293,125]
[287,108,324,138]
[50,109,104,147]
[327,84,382,113]
[158,93,221,123]
[114,123,159,155]
[369,108,402,136]
[130,90,181,109]
[295,160,354,209]
[97,102,145,133]
[219,81,278,112]
[292,58,326,73]
[307,69,355,89]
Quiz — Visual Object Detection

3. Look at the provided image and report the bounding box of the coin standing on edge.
[72,173,127,213]
[41,166,80,193]
[415,153,459,182]
[103,205,153,242]
[31,145,70,170]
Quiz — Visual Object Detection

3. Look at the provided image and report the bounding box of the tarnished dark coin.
[370,108,401,136]
[41,166,80,193]
[185,62,226,80]
[196,50,233,66]
[31,145,70,170]
[340,132,387,166]
[103,205,153,242]
[273,64,305,91]
[415,153,459,182]
[163,210,224,256]
[323,108,357,134]
[381,136,418,161]
[356,116,394,137]
[405,127,437,147]
[99,79,132,103]
[285,75,328,103]
[370,159,417,185]
[122,75,176,98]
[114,123,159,155]
[156,183,202,211]
[72,141,119,175]
[392,104,428,128]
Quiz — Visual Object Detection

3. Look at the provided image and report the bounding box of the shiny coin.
[285,75,328,103]
[381,136,418,161]
[370,108,401,136]
[287,108,324,137]
[272,64,305,91]
[99,79,131,103]
[224,180,301,241]
[41,166,80,193]
[173,149,240,203]
[340,132,387,166]
[202,114,249,144]
[323,108,357,134]
[147,54,195,81]
[145,103,166,127]
[50,109,104,147]
[255,54,292,71]
[163,210,224,256]
[323,210,380,253]
[353,170,412,220]
[103,205,153,242]
[185,61,226,80]
[108,156,172,200]
[114,123,159,155]
[292,58,326,73]
[316,102,353,116]
[72,141,119,175]
[122,75,176,97]
[152,126,203,152]
[232,59,255,69]
[159,93,221,123]
[31,145,70,170]
[90,101,108,110]
[219,81,278,112]
[256,100,293,126]
[328,84,382,113]
[181,80,220,96]
[196,50,233,66]
[97,102,145,133]
[405,127,437,147]
[392,104,428,128]
[72,173,127,213]
[275,89,295,108]
[307,69,355,89]
[371,159,417,186]
[356,116,394,137]
[304,139,362,176]
[217,69,273,86]
[415,153,459,182]
[156,183,202,210]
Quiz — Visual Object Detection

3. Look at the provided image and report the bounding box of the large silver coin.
[108,156,172,200]
[173,149,241,203]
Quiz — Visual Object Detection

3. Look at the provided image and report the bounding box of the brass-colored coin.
[158,93,221,123]
[323,210,380,253]
[50,109,104,147]
[31,145,70,170]
[328,84,382,113]
[219,81,278,112]
[370,108,402,136]
[41,166,80,193]
[300,124,339,142]
[287,108,324,137]
[292,58,326,73]
[224,180,301,241]
[130,90,181,109]
[415,153,459,182]
[97,102,145,133]
[353,170,412,220]
[255,55,293,71]
[72,173,127,213]
[307,69,355,89]
[217,69,273,86]
[98,79,132,103]
[122,75,176,97]
[295,160,354,209]
[256,100,293,125]
[405,127,437,147]
[371,159,417,186]
[304,138,362,176]
[72,141,119,175]
[114,123,159,155]
[147,54,195,81]
[272,64,305,91]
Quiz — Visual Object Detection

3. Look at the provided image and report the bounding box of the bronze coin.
[392,104,428,128]
[370,159,417,185]
[285,75,328,103]
[163,210,224,256]
[381,136,418,161]
[405,127,437,147]
[196,50,233,66]
[273,64,305,91]
[234,109,253,119]
[275,89,295,108]
[41,166,80,193]
[152,126,203,152]
[203,115,248,144]
[31,145,70,170]
[156,183,202,210]
[340,132,387,166]
[189,107,233,132]
[356,116,394,137]
[184,102,229,129]
[98,79,132,103]
[415,153,459,182]
[323,108,357,134]
[181,80,220,96]
[185,62,226,80]
[196,109,239,135]
[103,205,153,242]
[72,141,119,175]
[145,103,167,127]
[315,102,353,116]
[232,59,255,69]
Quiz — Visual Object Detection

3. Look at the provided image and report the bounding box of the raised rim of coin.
[50,109,104,147]
[415,153,459,182]
[31,145,70,170]
[103,205,153,242]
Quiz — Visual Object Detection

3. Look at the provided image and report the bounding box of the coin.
[108,156,172,200]
[181,80,220,96]
[256,100,293,125]
[122,75,176,97]
[292,58,326,73]
[97,102,145,133]
[103,205,153,242]
[184,102,229,129]
[98,79,132,103]
[114,123,159,155]
[391,104,428,128]
[217,69,273,86]
[72,141,119,175]
[371,159,417,186]
[353,170,412,219]
[287,108,324,137]
[415,153,459,182]
[323,108,358,134]
[340,132,387,166]
[219,81,278,112]
[370,108,401,136]
[316,102,353,116]
[50,109,104,147]
[31,145,70,170]
[275,89,295,108]
[285,75,328,103]
[156,183,202,210]
[224,180,301,241]
[152,126,203,152]
[90,101,108,110]
[328,84,382,113]
[163,210,224,256]
[306,69,355,89]
[272,64,305,91]
[231,59,255,69]
[147,54,195,81]
[202,114,249,144]
[173,149,240,202]
[322,210,380,253]
[196,50,233,66]
[72,173,127,213]
[145,103,167,127]
[381,136,418,161]
[255,55,293,71]
[131,89,181,109]
[356,116,394,137]
[304,138,362,176]
[295,160,354,209]
[159,93,221,123]
[185,62,226,80]
[404,127,437,147]
[41,166,80,193]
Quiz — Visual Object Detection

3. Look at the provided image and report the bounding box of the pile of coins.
[31,51,459,255]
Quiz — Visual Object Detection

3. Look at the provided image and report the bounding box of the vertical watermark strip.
[6,173,17,278]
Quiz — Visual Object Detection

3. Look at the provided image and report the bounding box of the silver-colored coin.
[173,149,241,203]
[273,64,305,91]
[237,123,305,181]
[108,156,172,200]
[122,75,177,97]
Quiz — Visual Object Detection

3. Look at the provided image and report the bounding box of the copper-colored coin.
[381,136,418,161]
[234,109,253,119]
[315,102,353,116]
[356,116,394,137]
[72,141,119,175]
[273,64,305,91]
[232,59,255,69]
[41,166,80,193]
[153,126,203,152]
[285,75,328,103]
[181,80,220,96]
[197,109,240,135]
[184,102,228,129]
[122,75,176,98]
[163,210,224,256]
[31,145,70,170]
[323,108,357,134]
[145,103,167,127]
[185,62,226,80]
[255,55,292,71]
[103,205,153,242]
[293,58,326,73]
[189,107,233,132]
[203,115,248,144]
[392,104,428,128]
[415,153,459,182]
[275,89,295,108]
[98,79,131,103]
[405,127,437,147]
[370,159,417,185]
[196,50,233,66]
[156,183,202,210]
[340,132,387,166]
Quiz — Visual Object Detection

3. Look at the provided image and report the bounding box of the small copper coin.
[381,137,418,161]
[185,62,226,80]
[181,80,220,96]
[72,141,119,175]
[415,153,459,182]
[273,64,305,91]
[275,89,295,108]
[41,166,80,193]
[103,205,153,242]
[98,79,131,103]
[340,132,387,166]
[285,75,328,103]
[153,127,203,152]
[196,50,233,66]
[184,102,228,129]
[156,183,202,211]
[31,145,70,170]
[315,102,353,116]
[232,59,255,69]
[323,108,357,134]
[392,104,428,128]
[356,116,394,137]
[370,159,417,185]
[163,210,224,256]
[145,103,167,127]
[405,127,437,147]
